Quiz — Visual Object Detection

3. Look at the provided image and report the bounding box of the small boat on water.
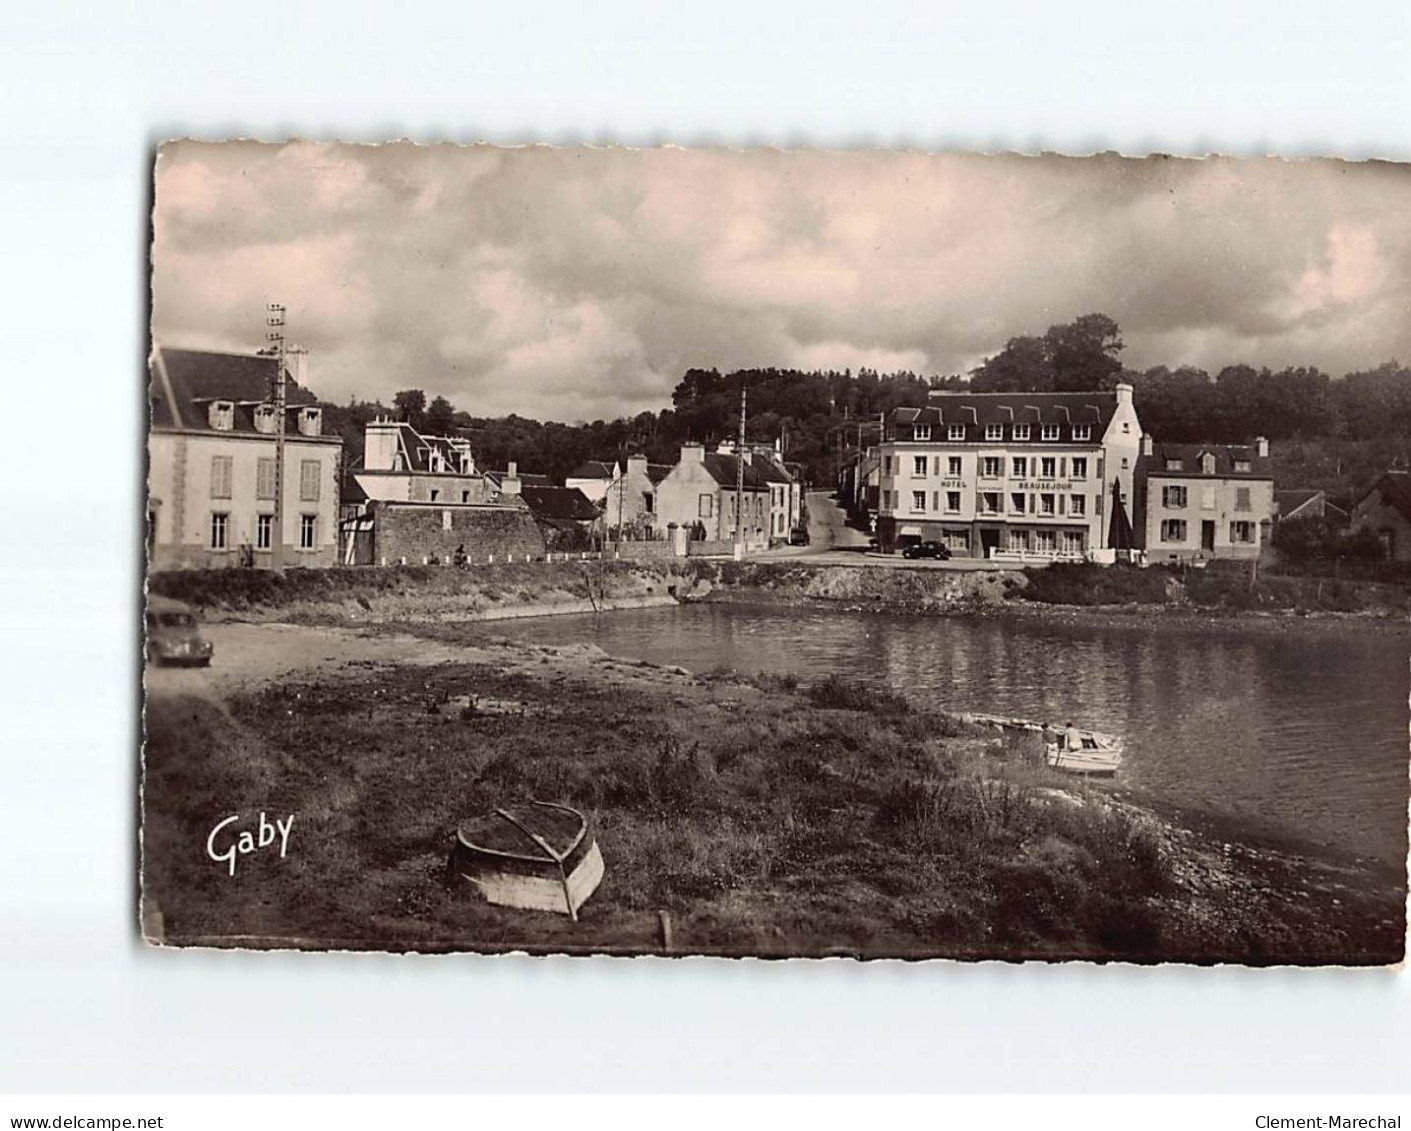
[447,801,604,919]
[958,712,1124,776]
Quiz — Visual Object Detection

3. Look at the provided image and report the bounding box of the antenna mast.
[266,303,287,573]
[734,377,747,559]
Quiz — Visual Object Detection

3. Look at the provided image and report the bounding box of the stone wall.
[371,502,545,565]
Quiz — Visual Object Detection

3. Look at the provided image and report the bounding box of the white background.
[1,0,1408,1095]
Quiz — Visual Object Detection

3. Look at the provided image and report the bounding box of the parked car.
[788,524,810,546]
[145,597,213,666]
[902,540,951,561]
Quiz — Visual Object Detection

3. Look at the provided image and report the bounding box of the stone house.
[1349,470,1411,562]
[652,443,771,551]
[1136,437,1275,561]
[147,346,343,570]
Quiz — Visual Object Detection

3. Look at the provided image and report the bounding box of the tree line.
[316,313,1411,490]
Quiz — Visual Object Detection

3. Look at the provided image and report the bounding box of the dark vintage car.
[901,540,951,561]
[788,524,810,546]
[145,597,213,666]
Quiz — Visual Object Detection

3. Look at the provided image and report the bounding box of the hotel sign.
[1016,480,1075,491]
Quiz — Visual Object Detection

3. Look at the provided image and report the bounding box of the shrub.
[808,674,910,715]
[1013,563,1173,606]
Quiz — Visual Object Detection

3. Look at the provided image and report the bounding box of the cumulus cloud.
[151,144,1411,419]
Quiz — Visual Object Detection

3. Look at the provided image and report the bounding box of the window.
[256,457,276,500]
[429,489,440,502]
[1040,457,1056,478]
[1010,530,1030,552]
[1161,519,1187,542]
[981,456,1003,478]
[1164,458,1184,472]
[947,424,965,441]
[1069,494,1086,517]
[1041,424,1059,441]
[461,491,471,503]
[300,514,316,550]
[210,455,233,499]
[947,456,962,477]
[1233,459,1251,473]
[1012,456,1027,478]
[985,423,1003,441]
[644,492,655,513]
[980,492,1001,515]
[1010,492,1026,513]
[1231,521,1255,544]
[698,494,714,518]
[1071,457,1087,480]
[913,424,931,441]
[255,513,272,551]
[1121,457,1129,470]
[1040,493,1055,516]
[299,459,320,501]
[1235,487,1251,511]
[1072,425,1091,441]
[945,491,961,513]
[1062,530,1086,554]
[1162,485,1188,509]
[883,456,893,475]
[913,456,928,477]
[943,529,971,552]
[1200,453,1216,474]
[210,512,229,550]
[1013,423,1031,441]
[911,491,926,512]
[1034,529,1056,553]
[208,401,234,431]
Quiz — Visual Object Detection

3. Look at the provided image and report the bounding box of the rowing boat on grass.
[958,712,1124,776]
[447,801,604,919]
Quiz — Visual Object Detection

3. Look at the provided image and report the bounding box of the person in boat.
[1043,724,1061,750]
[1064,722,1083,751]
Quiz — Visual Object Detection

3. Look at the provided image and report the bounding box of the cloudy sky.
[152,143,1411,421]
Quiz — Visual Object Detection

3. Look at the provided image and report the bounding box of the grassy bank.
[142,635,1403,962]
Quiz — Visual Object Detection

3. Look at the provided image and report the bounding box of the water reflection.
[488,606,1409,863]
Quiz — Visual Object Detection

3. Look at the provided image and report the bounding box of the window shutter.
[210,456,232,499]
[300,459,320,501]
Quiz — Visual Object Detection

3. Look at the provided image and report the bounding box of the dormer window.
[1040,424,1059,441]
[1072,425,1091,441]
[1233,458,1251,473]
[984,423,1003,441]
[947,424,965,441]
[208,400,235,431]
[1013,424,1031,441]
[913,424,931,441]
[1200,453,1216,475]
[1165,458,1184,472]
[297,407,322,437]
[254,403,278,434]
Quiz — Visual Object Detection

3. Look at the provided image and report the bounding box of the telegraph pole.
[734,377,747,559]
[266,303,287,573]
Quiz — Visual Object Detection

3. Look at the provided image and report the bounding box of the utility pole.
[265,303,287,573]
[734,377,747,559]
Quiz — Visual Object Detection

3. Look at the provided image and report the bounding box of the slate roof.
[1356,471,1411,522]
[376,422,478,475]
[701,453,769,490]
[149,346,320,434]
[1275,489,1323,520]
[1145,442,1273,480]
[892,390,1115,432]
[485,469,553,488]
[520,485,600,521]
[567,460,617,480]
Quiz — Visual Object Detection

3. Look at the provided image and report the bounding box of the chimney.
[1141,434,1153,457]
[627,454,647,479]
[507,460,518,478]
[1115,382,1134,406]
[1255,436,1269,458]
[364,417,402,471]
[500,461,521,497]
[680,442,705,465]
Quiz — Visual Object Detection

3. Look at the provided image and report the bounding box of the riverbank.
[141,621,1405,963]
[148,558,1411,633]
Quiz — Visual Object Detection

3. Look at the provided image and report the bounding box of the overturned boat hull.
[448,801,604,919]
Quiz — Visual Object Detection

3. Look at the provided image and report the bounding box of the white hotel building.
[875,385,1144,560]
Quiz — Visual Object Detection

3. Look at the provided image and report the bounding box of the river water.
[484,604,1410,864]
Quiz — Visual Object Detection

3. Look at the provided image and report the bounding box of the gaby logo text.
[206,812,294,876]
